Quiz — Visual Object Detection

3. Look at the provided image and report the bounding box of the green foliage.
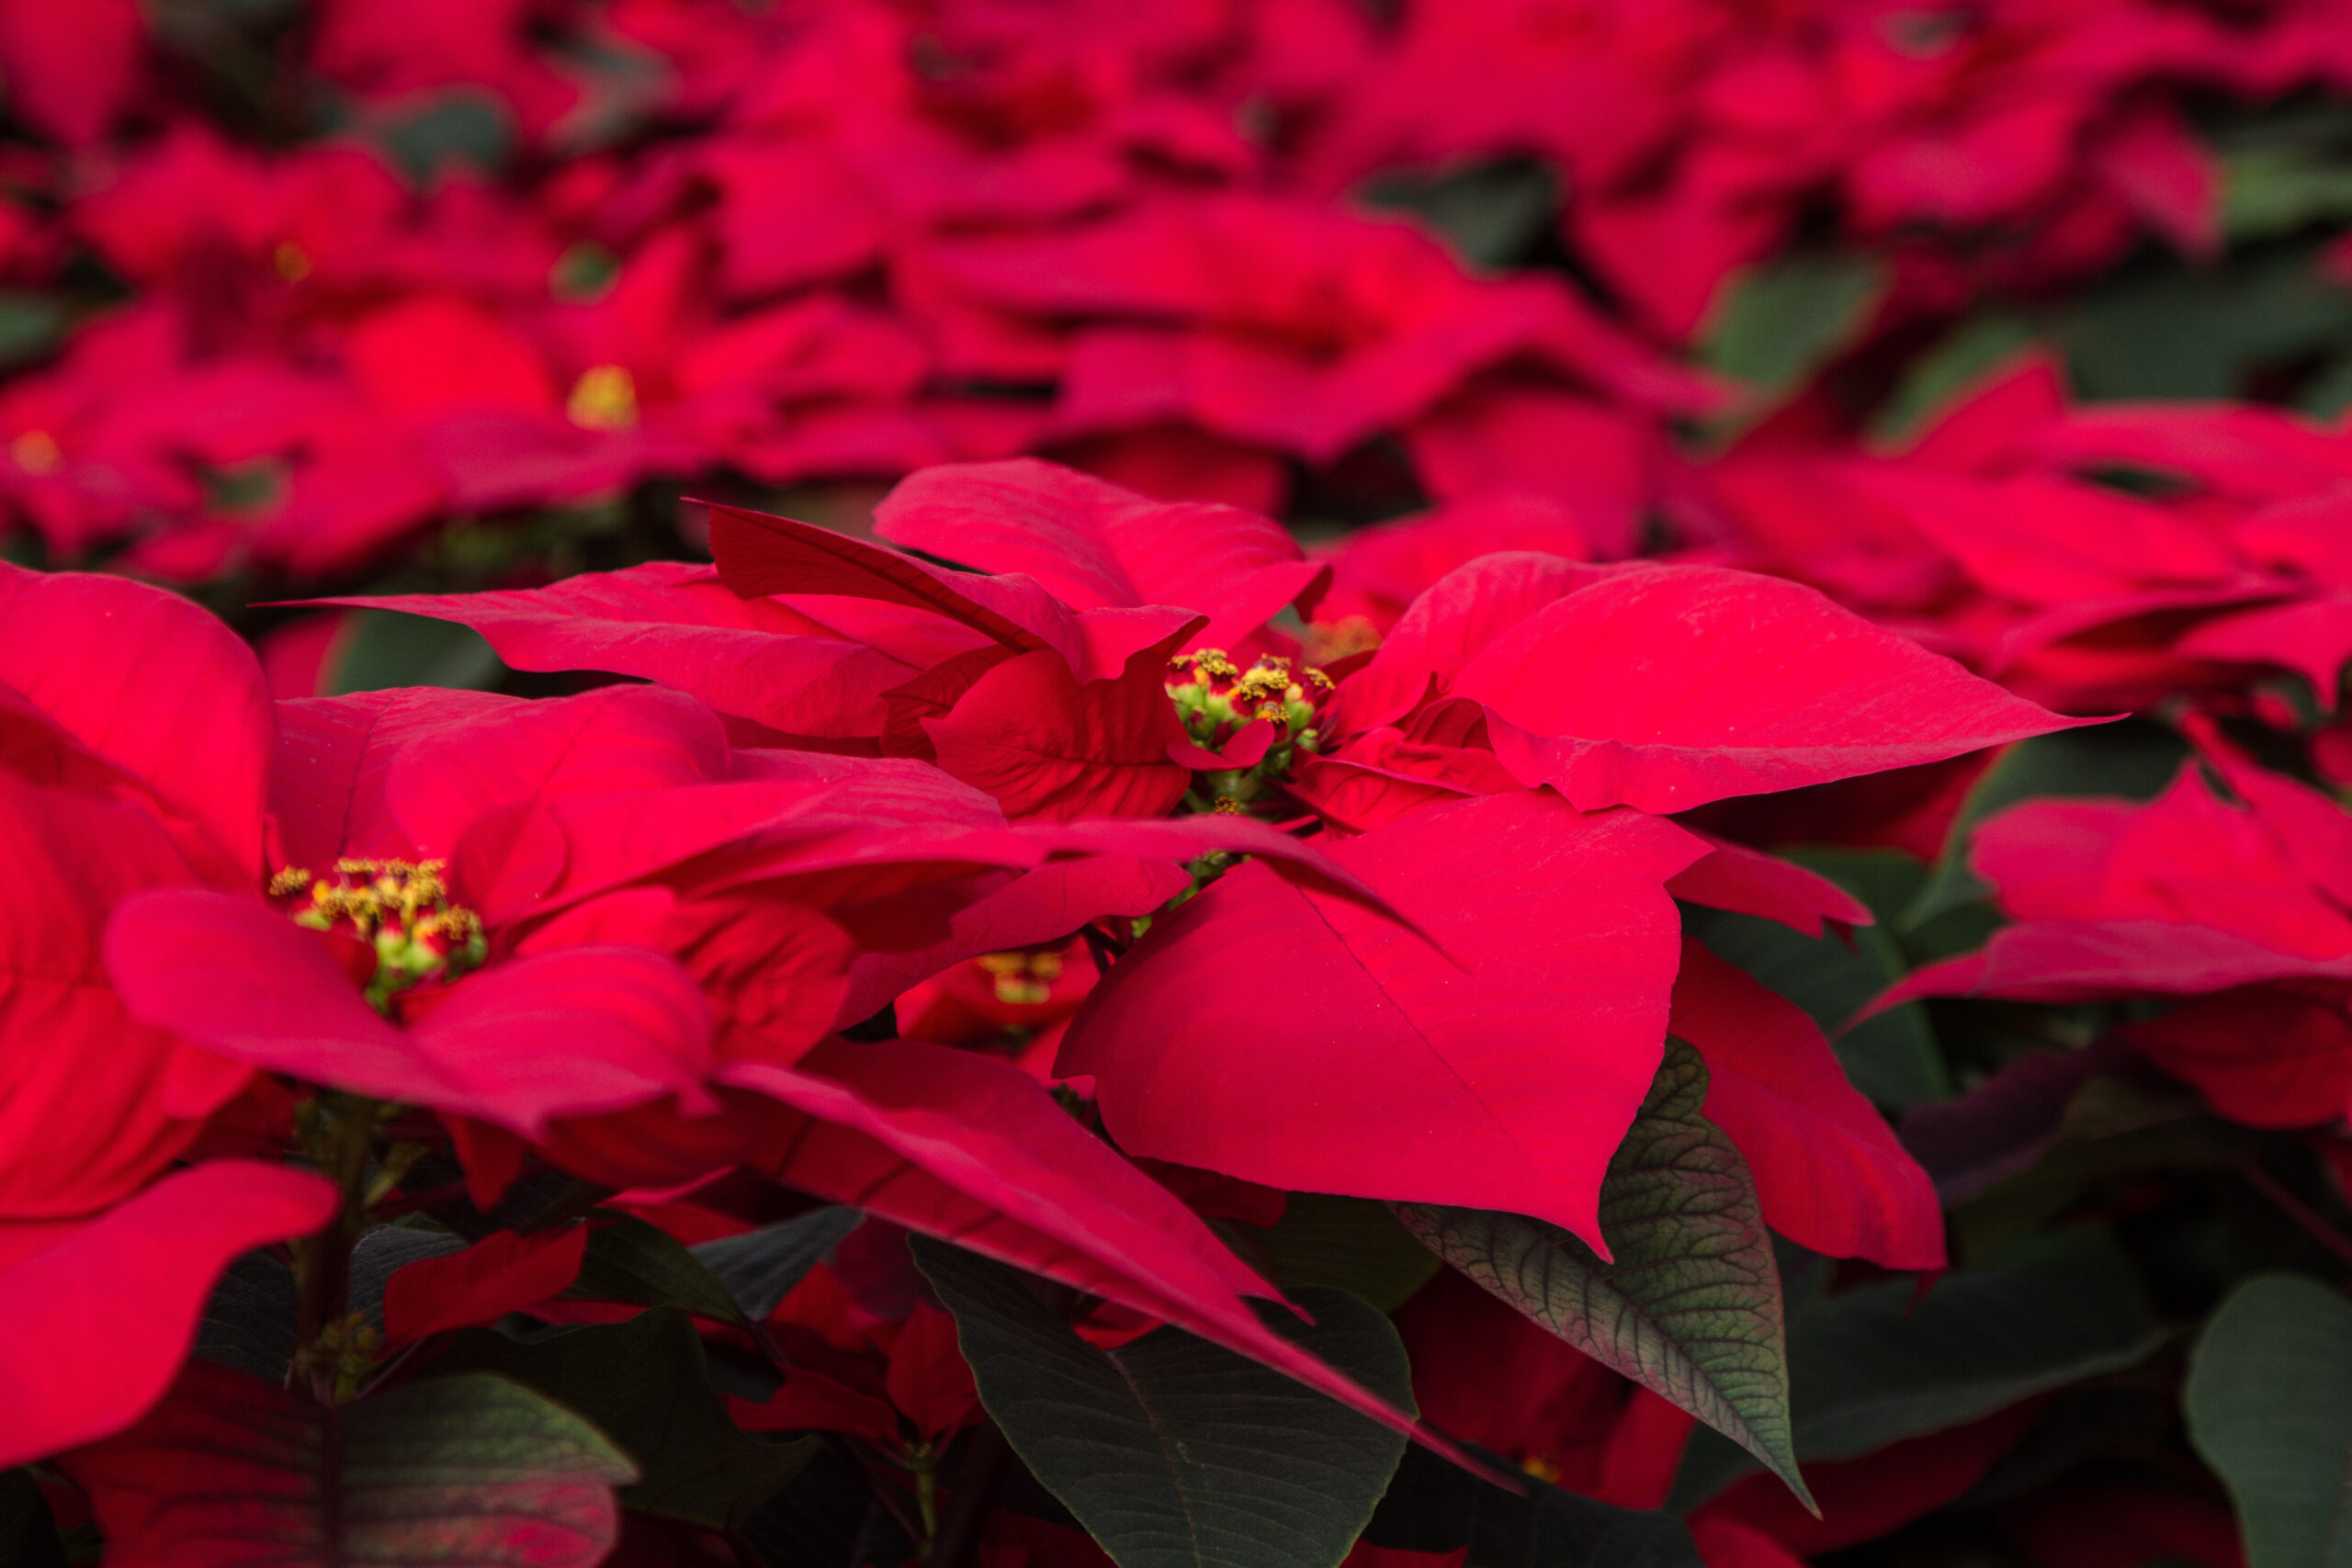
[324,609,508,695]
[1905,721,2188,930]
[432,1306,814,1531]
[1398,1041,1813,1511]
[1367,1443,1703,1568]
[1673,1231,2168,1507]
[1229,1193,1442,1313]
[567,1213,752,1328]
[1703,252,1889,395]
[689,1207,861,1323]
[912,1236,1412,1568]
[0,1469,65,1568]
[2187,1273,2352,1568]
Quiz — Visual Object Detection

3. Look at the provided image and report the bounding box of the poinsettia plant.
[17,2,2352,1566]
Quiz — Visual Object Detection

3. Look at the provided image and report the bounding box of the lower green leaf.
[1396,1040,1813,1513]
[431,1304,813,1531]
[1229,1193,1442,1314]
[0,1469,65,1568]
[912,1235,1411,1568]
[567,1213,751,1328]
[2186,1272,2352,1568]
[1367,1442,1703,1568]
[62,1363,636,1566]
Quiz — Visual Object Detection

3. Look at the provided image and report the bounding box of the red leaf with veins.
[314,562,924,743]
[726,1040,1474,1463]
[873,457,1327,651]
[0,1160,335,1466]
[1061,789,1706,1254]
[925,637,1197,820]
[1450,565,2089,813]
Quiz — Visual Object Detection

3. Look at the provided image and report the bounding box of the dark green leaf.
[325,609,508,696]
[1360,161,1558,269]
[1904,721,2187,930]
[0,293,64,373]
[66,1364,635,1566]
[0,1470,65,1568]
[913,1237,1410,1568]
[1231,1194,1442,1314]
[2224,146,2352,242]
[1702,252,1889,395]
[2052,244,2352,401]
[376,88,516,182]
[432,1305,814,1530]
[1367,1442,1702,1568]
[1688,908,1948,1110]
[569,1213,751,1327]
[690,1207,861,1323]
[1398,1041,1811,1511]
[746,1440,916,1568]
[194,1247,299,1383]
[2186,1272,2352,1568]
[1672,1231,2167,1508]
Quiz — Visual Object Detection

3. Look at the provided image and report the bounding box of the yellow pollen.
[267,868,314,897]
[567,364,639,430]
[976,948,1066,1005]
[10,429,60,475]
[273,242,312,282]
[1520,1452,1562,1484]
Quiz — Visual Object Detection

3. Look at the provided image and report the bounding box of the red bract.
[1065,789,1704,1254]
[0,1160,334,1466]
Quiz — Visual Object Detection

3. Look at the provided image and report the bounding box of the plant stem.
[923,1421,1010,1568]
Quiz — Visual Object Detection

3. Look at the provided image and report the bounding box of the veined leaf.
[913,1235,1411,1568]
[1230,1194,1442,1314]
[566,1213,751,1328]
[1367,1442,1703,1568]
[2186,1272,2352,1568]
[1396,1041,1812,1512]
[432,1306,813,1531]
[1673,1230,2166,1508]
[690,1206,861,1323]
[61,1362,635,1567]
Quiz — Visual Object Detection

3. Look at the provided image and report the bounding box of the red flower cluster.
[4,456,2073,1559]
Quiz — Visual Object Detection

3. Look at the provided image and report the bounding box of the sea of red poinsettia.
[12,2,2352,1565]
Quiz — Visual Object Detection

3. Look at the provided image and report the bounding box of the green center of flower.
[1166,649,1334,812]
[271,858,487,1009]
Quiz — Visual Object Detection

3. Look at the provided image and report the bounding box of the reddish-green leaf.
[62,1360,637,1567]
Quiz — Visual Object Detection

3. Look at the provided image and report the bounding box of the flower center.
[1166,649,1334,811]
[271,858,486,1008]
[975,948,1066,1005]
[10,429,60,475]
[567,364,640,430]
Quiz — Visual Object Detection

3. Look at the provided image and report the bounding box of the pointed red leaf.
[1451,565,2090,813]
[382,1225,591,1345]
[725,1040,1470,1464]
[924,639,1196,820]
[873,458,1327,651]
[0,772,251,1221]
[1061,789,1707,1253]
[313,563,924,743]
[1667,833,1872,936]
[1670,942,1943,1269]
[0,1160,336,1465]
[270,690,516,871]
[0,563,271,879]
